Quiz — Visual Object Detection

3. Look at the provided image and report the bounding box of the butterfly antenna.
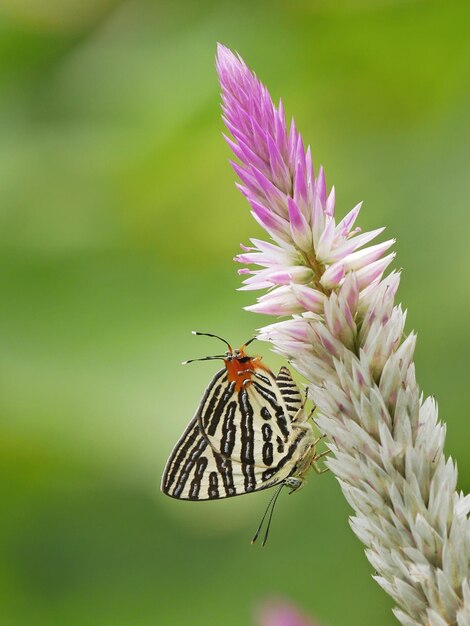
[262,484,284,547]
[251,483,284,546]
[192,331,233,352]
[182,355,226,365]
[242,336,257,349]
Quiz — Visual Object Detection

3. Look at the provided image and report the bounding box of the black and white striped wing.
[162,416,234,500]
[198,366,303,470]
[161,415,310,501]
[275,366,303,420]
[161,365,311,501]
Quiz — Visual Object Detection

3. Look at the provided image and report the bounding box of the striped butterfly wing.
[161,368,280,500]
[275,366,304,421]
[161,415,311,501]
[161,365,313,500]
[161,415,238,500]
[197,365,309,487]
[198,365,301,461]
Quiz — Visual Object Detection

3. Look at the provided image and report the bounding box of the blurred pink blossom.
[256,600,319,626]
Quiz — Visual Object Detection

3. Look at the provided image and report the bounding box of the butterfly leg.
[312,434,327,446]
[291,403,317,424]
[312,449,331,474]
[302,387,309,408]
[307,406,316,420]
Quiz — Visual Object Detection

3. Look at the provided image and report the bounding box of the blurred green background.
[1,1,469,625]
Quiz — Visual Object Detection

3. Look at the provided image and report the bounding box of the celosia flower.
[217,43,470,626]
[217,43,395,304]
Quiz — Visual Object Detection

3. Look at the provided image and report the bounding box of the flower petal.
[320,261,346,288]
[250,200,291,242]
[245,286,305,315]
[292,284,325,313]
[355,253,396,290]
[288,197,313,251]
[342,239,395,272]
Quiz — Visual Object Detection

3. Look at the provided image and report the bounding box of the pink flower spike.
[288,197,312,251]
[216,46,470,625]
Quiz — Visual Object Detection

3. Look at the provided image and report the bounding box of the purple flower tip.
[216,43,237,70]
[217,44,395,309]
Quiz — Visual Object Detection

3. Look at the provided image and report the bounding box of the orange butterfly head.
[223,342,271,391]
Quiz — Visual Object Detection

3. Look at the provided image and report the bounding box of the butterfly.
[161,332,328,543]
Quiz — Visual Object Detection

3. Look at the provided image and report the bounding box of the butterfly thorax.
[223,349,270,392]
